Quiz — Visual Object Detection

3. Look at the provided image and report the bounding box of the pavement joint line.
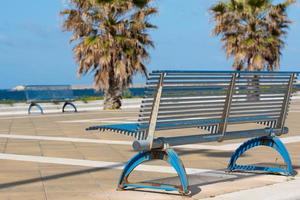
[1,134,300,151]
[0,153,233,177]
[0,134,133,145]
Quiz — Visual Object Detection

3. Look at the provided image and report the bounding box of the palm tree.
[211,0,294,71]
[61,0,157,109]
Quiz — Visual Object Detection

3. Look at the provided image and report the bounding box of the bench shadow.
[175,148,247,158]
[139,164,300,196]
[121,171,257,196]
[0,163,123,190]
[0,162,298,197]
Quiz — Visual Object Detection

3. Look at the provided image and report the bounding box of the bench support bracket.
[28,103,44,114]
[62,102,77,113]
[228,136,294,175]
[118,148,190,195]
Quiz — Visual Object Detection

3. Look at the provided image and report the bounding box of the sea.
[1,85,299,101]
[0,88,145,101]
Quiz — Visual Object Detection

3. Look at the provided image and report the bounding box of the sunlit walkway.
[0,100,300,199]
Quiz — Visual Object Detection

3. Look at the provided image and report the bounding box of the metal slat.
[147,76,292,81]
[154,122,221,131]
[147,85,229,91]
[233,93,285,96]
[152,115,280,128]
[236,79,291,81]
[148,76,233,81]
[148,81,232,85]
[140,116,281,133]
[145,89,287,98]
[160,94,226,99]
[234,86,288,90]
[144,91,228,97]
[233,88,287,93]
[141,98,284,108]
[230,109,281,115]
[139,113,222,122]
[149,72,235,76]
[142,97,226,104]
[148,80,292,85]
[141,104,225,112]
[232,97,284,101]
[238,75,291,79]
[140,109,224,117]
[231,103,283,108]
[231,99,284,104]
[160,97,227,103]
[151,71,296,75]
[230,113,280,118]
[232,94,285,99]
[235,82,289,85]
[171,99,282,106]
[230,107,282,112]
[229,116,279,123]
[141,101,226,109]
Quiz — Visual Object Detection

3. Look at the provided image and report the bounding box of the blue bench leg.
[228,136,294,176]
[62,102,77,113]
[118,148,190,195]
[28,103,44,114]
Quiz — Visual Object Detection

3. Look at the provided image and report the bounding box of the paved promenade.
[0,99,300,199]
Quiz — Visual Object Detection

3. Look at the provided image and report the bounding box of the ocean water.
[0,88,145,101]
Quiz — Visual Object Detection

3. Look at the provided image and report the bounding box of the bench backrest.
[136,71,298,142]
[25,85,75,103]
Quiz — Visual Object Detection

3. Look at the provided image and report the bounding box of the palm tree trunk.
[246,57,260,101]
[103,73,122,110]
[248,74,260,101]
[103,84,122,110]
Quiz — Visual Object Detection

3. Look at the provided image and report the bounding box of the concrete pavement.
[0,99,300,199]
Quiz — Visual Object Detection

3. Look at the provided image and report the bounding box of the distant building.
[12,85,25,91]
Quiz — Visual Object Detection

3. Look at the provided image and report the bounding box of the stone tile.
[0,192,47,200]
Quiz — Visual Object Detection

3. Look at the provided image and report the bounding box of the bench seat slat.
[141,103,283,113]
[151,70,297,75]
[87,115,278,137]
[146,81,290,86]
[139,108,282,117]
[86,123,147,140]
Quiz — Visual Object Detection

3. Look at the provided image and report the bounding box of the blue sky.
[0,0,299,89]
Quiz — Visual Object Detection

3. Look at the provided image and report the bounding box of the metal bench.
[87,70,299,195]
[25,85,77,114]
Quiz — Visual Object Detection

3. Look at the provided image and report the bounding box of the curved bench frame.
[118,148,190,195]
[228,136,294,175]
[28,102,44,114]
[28,101,77,114]
[62,101,77,113]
